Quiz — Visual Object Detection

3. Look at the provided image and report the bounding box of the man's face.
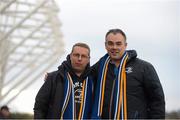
[70,46,90,74]
[105,33,127,62]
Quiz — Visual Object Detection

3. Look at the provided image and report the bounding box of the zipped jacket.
[34,55,93,119]
[91,50,165,119]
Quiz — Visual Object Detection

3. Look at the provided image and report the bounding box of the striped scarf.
[92,52,128,119]
[61,72,93,119]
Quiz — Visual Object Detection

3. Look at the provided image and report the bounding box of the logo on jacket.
[126,67,133,74]
[74,82,83,103]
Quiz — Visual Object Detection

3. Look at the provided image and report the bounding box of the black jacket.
[34,55,92,119]
[91,50,165,119]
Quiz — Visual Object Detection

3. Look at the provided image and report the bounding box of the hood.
[126,50,137,62]
[58,54,91,80]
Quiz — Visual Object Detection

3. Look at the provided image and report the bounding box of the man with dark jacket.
[34,43,93,119]
[91,29,165,119]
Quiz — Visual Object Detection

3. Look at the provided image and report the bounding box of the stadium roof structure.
[0,0,64,105]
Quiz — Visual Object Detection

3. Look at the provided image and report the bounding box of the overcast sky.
[9,0,179,114]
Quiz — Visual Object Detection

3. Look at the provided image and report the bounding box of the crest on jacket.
[126,67,133,74]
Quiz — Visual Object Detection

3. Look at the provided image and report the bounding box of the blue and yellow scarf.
[61,72,93,119]
[92,52,128,119]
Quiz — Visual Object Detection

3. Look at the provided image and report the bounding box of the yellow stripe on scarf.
[123,59,128,120]
[100,59,110,115]
[117,55,128,119]
[78,80,86,119]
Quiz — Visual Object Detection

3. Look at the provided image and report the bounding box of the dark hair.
[105,28,127,42]
[71,42,90,56]
[1,105,9,111]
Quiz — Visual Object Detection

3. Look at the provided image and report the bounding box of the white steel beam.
[0,20,48,65]
[4,52,60,104]
[0,0,17,13]
[0,0,48,43]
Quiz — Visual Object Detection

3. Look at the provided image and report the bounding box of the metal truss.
[0,0,64,104]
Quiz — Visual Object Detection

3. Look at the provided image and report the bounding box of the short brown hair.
[71,42,90,56]
[105,28,127,42]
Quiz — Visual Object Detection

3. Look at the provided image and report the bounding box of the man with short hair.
[34,43,93,119]
[91,28,165,119]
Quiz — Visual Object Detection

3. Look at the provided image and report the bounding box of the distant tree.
[166,110,180,119]
[10,112,33,119]
[10,110,180,119]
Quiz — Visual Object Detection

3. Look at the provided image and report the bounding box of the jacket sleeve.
[34,73,54,119]
[143,62,165,119]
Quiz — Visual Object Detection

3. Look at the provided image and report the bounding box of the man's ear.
[44,72,48,81]
[69,53,73,62]
[105,42,108,50]
[125,42,128,47]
